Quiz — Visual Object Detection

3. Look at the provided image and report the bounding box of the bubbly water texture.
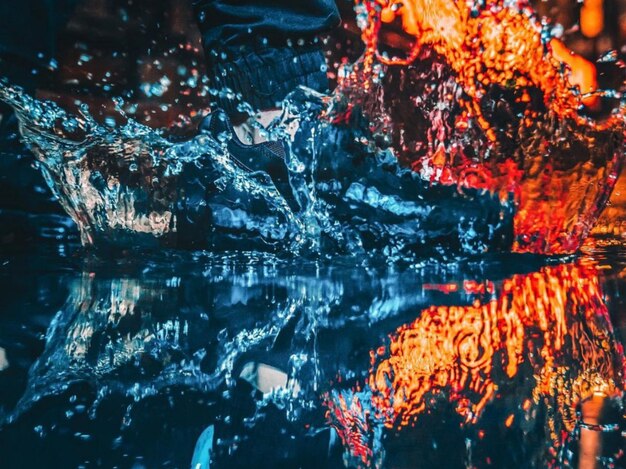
[0,0,625,256]
[327,259,625,467]
[0,83,517,259]
[338,0,626,254]
[1,249,624,468]
[0,84,308,252]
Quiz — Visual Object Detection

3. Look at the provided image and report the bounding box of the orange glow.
[463,280,495,295]
[370,300,514,426]
[327,261,626,462]
[550,38,599,107]
[335,0,625,255]
[370,262,624,430]
[423,282,458,293]
[580,0,604,39]
[328,392,374,464]
[367,0,599,117]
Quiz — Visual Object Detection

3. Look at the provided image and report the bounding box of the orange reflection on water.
[327,261,625,464]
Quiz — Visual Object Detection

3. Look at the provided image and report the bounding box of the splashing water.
[3,250,624,468]
[0,83,307,252]
[2,3,626,468]
[330,0,626,254]
[0,82,516,259]
[0,0,624,258]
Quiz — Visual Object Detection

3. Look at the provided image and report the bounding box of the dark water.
[0,1,625,466]
[0,83,518,260]
[0,237,624,468]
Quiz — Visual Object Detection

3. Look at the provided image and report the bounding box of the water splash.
[0,82,306,252]
[1,0,625,258]
[0,81,517,259]
[3,252,623,467]
[330,0,626,254]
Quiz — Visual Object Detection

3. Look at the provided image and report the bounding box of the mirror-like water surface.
[0,241,624,468]
[0,1,625,468]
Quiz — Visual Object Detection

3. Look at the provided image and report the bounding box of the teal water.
[0,237,624,468]
[0,8,624,466]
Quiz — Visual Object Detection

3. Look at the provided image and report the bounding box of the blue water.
[0,83,519,260]
[0,14,624,467]
[0,79,623,466]
[0,235,624,468]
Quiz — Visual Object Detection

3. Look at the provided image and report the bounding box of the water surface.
[0,238,624,468]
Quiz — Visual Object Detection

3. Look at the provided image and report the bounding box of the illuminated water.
[1,0,624,258]
[0,239,625,468]
[0,82,518,260]
[1,1,626,467]
[0,84,624,465]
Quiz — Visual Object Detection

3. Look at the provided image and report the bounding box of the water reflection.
[327,260,625,468]
[0,254,624,468]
